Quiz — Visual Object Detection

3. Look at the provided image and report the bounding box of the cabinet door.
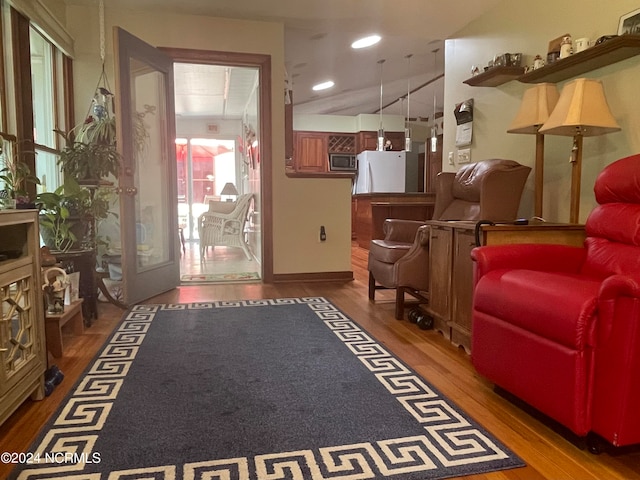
[357,131,378,152]
[450,229,476,352]
[294,132,328,172]
[427,225,452,338]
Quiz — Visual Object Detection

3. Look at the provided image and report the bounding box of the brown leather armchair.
[368,159,531,319]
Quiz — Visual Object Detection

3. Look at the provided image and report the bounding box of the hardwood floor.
[1,244,639,479]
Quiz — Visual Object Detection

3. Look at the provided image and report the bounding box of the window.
[30,26,64,193]
[0,5,72,202]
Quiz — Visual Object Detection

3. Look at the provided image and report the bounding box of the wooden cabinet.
[0,210,46,426]
[426,224,453,337]
[328,134,356,153]
[357,131,405,152]
[424,221,587,353]
[293,131,328,173]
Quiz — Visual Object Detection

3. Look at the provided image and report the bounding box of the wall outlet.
[448,152,455,165]
[457,148,471,164]
[320,225,327,242]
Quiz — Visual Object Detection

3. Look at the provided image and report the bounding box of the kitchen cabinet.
[328,134,356,153]
[357,131,405,152]
[424,221,587,353]
[293,131,328,173]
[0,210,46,426]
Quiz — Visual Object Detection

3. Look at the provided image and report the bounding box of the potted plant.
[0,139,40,208]
[55,128,120,183]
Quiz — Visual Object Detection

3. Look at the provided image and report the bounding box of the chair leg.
[369,272,376,300]
[395,287,405,320]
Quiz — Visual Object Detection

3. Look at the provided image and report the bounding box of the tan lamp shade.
[539,78,621,137]
[507,83,559,134]
[220,182,239,196]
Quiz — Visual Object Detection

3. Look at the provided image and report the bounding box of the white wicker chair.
[198,193,253,260]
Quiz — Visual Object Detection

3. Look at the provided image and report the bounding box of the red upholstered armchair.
[471,153,640,449]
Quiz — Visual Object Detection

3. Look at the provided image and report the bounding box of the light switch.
[457,148,471,164]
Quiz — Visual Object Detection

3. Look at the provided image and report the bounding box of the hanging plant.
[55,128,120,182]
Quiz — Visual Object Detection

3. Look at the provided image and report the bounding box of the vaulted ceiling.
[93,0,502,119]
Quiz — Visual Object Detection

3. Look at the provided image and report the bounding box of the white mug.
[574,37,591,53]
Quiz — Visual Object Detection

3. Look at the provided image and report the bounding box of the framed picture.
[618,8,640,35]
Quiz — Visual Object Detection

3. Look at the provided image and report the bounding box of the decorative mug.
[574,37,591,53]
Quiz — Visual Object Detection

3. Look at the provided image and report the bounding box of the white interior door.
[114,27,179,304]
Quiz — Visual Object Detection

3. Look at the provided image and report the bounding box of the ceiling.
[102,0,502,119]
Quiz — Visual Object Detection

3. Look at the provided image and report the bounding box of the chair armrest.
[382,219,427,243]
[471,243,587,280]
[395,225,431,291]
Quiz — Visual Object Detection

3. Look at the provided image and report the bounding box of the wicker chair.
[198,193,253,260]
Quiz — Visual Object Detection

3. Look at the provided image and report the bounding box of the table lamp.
[220,182,239,202]
[507,83,559,218]
[539,78,620,223]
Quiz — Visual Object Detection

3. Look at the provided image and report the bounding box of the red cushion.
[581,237,640,279]
[586,204,640,246]
[594,153,640,205]
[474,269,600,349]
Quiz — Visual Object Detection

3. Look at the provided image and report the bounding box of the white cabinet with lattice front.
[0,210,46,426]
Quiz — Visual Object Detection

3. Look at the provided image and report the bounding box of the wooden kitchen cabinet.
[293,131,328,173]
[0,210,46,426]
[356,131,405,152]
[424,220,587,353]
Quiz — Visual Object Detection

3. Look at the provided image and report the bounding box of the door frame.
[159,47,273,282]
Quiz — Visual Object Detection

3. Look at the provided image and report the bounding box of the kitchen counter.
[352,192,436,249]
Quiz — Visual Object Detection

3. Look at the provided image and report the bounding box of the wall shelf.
[463,66,525,87]
[519,34,640,84]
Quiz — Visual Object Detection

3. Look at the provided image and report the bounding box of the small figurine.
[560,35,573,59]
[533,55,545,70]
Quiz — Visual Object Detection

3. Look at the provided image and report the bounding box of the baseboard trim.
[272,271,354,283]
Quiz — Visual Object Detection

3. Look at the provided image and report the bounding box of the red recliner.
[471,153,640,448]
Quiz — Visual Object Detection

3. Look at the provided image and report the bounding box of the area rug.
[181,272,260,283]
[12,297,524,480]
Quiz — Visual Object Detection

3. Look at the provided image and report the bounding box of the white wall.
[443,0,640,223]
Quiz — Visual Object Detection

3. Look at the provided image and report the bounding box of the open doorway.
[173,62,262,283]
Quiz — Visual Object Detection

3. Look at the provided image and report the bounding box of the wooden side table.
[44,299,84,358]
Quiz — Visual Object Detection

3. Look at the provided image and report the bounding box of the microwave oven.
[329,153,357,171]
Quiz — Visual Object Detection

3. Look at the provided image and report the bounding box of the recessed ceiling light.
[351,35,381,49]
[312,81,335,91]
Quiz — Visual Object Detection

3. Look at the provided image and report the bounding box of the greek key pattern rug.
[13,297,524,479]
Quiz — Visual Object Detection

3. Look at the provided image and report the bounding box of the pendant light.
[377,59,386,151]
[404,54,413,152]
[430,48,439,153]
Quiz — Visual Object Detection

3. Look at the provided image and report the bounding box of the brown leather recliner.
[368,159,532,319]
